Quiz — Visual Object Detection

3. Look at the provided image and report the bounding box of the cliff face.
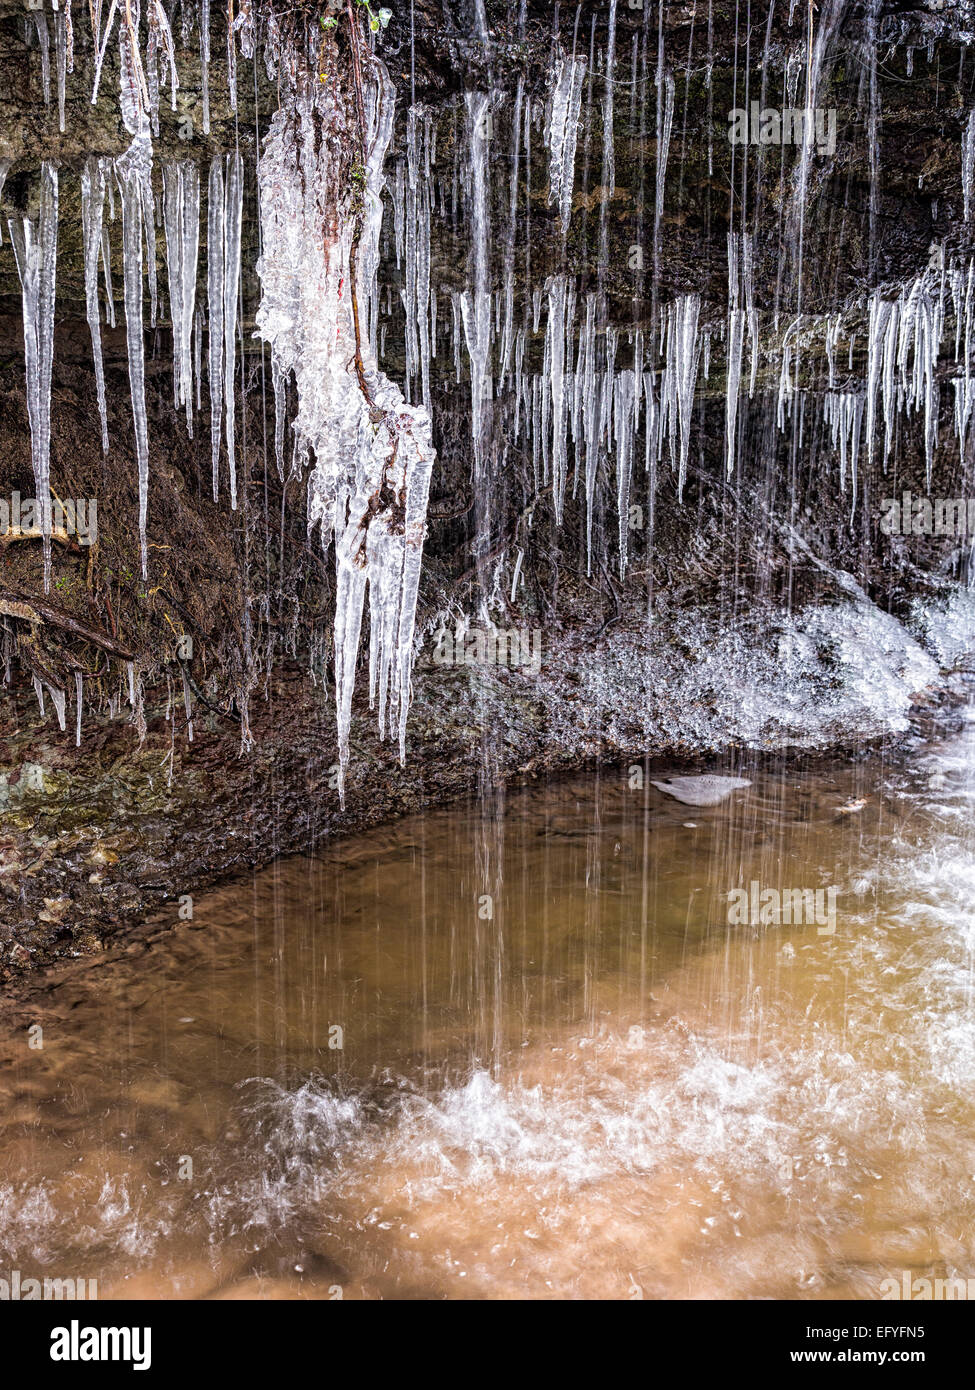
[1,0,975,978]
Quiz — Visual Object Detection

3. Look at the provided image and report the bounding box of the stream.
[2,717,975,1300]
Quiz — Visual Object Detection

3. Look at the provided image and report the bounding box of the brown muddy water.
[2,722,975,1300]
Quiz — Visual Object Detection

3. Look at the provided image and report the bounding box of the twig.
[0,589,136,660]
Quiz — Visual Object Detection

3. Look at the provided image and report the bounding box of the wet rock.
[650,776,753,807]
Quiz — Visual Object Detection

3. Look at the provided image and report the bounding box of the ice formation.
[207,153,243,504]
[81,157,112,454]
[9,163,58,592]
[115,135,153,579]
[162,160,201,438]
[255,58,435,801]
[7,1,975,768]
[546,54,586,234]
[963,109,975,223]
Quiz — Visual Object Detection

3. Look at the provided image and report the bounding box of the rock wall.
[1,0,975,976]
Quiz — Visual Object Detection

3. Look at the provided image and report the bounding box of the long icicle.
[10,163,59,593]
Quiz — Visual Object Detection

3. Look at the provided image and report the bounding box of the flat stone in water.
[650,775,752,807]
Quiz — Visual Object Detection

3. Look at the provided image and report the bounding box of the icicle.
[614,365,636,577]
[74,670,83,747]
[82,158,111,454]
[199,0,211,135]
[953,373,975,464]
[653,68,675,290]
[181,162,200,435]
[579,292,599,563]
[223,152,243,509]
[207,155,225,500]
[101,218,116,328]
[227,0,239,114]
[32,674,45,718]
[119,0,149,137]
[232,0,255,59]
[54,0,74,134]
[48,683,67,732]
[180,663,194,741]
[0,160,9,246]
[147,0,179,136]
[141,176,158,329]
[598,0,618,275]
[194,306,203,410]
[271,356,286,482]
[859,260,953,488]
[545,273,570,521]
[499,78,524,389]
[824,390,863,501]
[393,160,406,270]
[133,667,146,742]
[546,53,586,233]
[255,60,436,803]
[404,108,432,410]
[10,163,58,592]
[963,110,975,223]
[725,232,745,479]
[660,293,701,500]
[263,4,280,82]
[461,91,493,481]
[510,548,524,601]
[724,233,757,474]
[115,136,153,578]
[162,164,184,407]
[162,160,200,438]
[776,319,799,432]
[33,11,52,107]
[90,0,118,106]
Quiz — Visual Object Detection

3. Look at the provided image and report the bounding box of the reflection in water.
[2,724,975,1299]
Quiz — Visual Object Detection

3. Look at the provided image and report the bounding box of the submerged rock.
[650,776,752,807]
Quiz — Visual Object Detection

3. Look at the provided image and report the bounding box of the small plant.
[356,0,392,33]
[321,1,390,33]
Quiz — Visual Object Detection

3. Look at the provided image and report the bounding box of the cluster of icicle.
[254,58,436,802]
[10,1,436,778]
[510,281,707,574]
[9,4,975,762]
[30,0,257,138]
[7,0,248,753]
[788,253,975,500]
[376,45,975,572]
[379,68,707,577]
[12,0,245,589]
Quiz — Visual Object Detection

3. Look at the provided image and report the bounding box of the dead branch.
[0,589,137,661]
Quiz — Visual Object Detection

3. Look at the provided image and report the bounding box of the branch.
[0,590,137,661]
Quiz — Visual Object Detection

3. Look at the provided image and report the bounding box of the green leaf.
[369,13,379,29]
